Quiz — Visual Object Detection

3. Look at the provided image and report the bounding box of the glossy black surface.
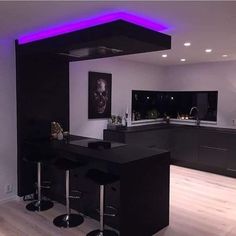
[52,136,168,164]
[53,213,84,228]
[86,169,119,186]
[54,158,85,170]
[87,229,118,236]
[26,200,54,212]
[132,90,218,121]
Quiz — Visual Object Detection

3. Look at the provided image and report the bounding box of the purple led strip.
[18,12,168,45]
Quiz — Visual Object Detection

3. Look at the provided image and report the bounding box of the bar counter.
[31,135,170,236]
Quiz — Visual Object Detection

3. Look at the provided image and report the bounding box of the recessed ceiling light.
[162,54,168,58]
[184,42,191,47]
[205,49,212,53]
[180,58,186,62]
[222,54,228,58]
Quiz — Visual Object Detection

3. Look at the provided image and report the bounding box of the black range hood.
[18,20,171,61]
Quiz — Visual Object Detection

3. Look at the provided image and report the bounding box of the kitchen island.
[38,136,170,236]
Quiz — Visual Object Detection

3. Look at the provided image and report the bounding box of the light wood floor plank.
[0,166,235,236]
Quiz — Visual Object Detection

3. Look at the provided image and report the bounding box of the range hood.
[59,46,124,60]
[18,19,171,61]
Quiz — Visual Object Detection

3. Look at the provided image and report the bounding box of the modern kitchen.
[1,1,236,236]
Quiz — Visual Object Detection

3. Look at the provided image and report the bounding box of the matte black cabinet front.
[104,128,170,150]
[125,129,170,150]
[197,131,229,169]
[104,125,236,177]
[171,127,198,163]
[228,152,236,174]
[227,136,236,175]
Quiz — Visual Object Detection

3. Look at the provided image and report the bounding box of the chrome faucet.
[189,106,200,126]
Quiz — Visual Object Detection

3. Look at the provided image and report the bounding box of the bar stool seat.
[53,158,85,228]
[24,141,54,212]
[86,169,119,186]
[86,169,119,236]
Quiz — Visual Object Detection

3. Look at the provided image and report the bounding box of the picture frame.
[88,71,112,119]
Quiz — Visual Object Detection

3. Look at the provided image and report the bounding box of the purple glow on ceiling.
[18,12,168,45]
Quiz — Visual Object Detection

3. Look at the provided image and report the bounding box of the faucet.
[189,106,200,126]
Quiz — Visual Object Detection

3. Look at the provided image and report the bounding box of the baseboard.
[0,195,20,205]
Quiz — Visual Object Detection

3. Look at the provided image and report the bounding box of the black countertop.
[104,123,236,135]
[52,135,169,165]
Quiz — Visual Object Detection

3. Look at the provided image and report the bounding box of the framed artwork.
[88,71,112,119]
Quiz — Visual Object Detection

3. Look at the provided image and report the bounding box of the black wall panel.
[16,42,69,196]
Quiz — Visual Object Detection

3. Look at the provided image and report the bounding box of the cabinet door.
[227,135,236,173]
[197,131,229,169]
[126,129,170,150]
[103,130,125,143]
[171,127,198,162]
[198,146,228,168]
[228,151,236,173]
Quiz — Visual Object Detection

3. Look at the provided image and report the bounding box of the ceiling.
[1,1,236,66]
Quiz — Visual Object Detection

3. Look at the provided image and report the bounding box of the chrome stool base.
[53,213,84,228]
[26,200,53,212]
[87,229,119,236]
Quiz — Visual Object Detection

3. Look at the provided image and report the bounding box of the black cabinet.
[197,131,229,169]
[198,146,228,168]
[171,127,198,163]
[126,129,170,150]
[227,135,236,174]
[104,124,236,177]
[228,152,236,173]
[104,127,170,150]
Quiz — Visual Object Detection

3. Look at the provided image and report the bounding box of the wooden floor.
[1,166,236,236]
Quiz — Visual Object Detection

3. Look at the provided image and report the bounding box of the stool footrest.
[35,181,51,189]
[96,205,118,217]
[69,190,83,199]
[41,185,51,189]
[41,181,51,189]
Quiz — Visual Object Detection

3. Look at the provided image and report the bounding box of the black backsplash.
[132,90,218,121]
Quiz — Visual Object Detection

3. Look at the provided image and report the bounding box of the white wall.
[0,40,17,201]
[70,57,165,139]
[70,58,236,138]
[163,61,236,128]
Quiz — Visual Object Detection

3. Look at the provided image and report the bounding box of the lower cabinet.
[227,137,236,175]
[227,152,236,174]
[104,128,170,150]
[198,146,228,168]
[104,126,236,177]
[126,129,170,150]
[171,127,197,163]
[197,131,229,169]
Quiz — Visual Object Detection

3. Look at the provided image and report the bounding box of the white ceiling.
[1,1,236,66]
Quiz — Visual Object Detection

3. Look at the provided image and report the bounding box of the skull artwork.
[93,79,108,114]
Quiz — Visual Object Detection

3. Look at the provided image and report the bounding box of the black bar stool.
[24,141,54,212]
[86,169,119,236]
[53,158,84,228]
